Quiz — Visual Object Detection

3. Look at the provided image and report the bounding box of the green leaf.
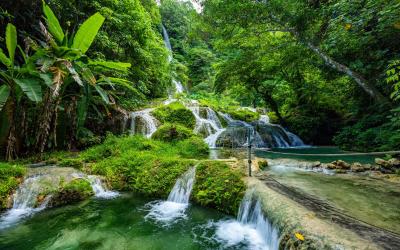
[39,73,53,87]
[89,61,131,72]
[0,48,11,67]
[72,13,105,54]
[0,85,11,111]
[6,23,17,63]
[14,78,42,102]
[94,85,109,104]
[42,1,64,43]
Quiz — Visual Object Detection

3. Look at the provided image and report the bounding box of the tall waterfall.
[212,189,279,250]
[162,25,184,95]
[129,109,158,138]
[145,167,196,225]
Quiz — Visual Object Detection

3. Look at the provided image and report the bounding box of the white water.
[145,167,196,225]
[0,176,52,229]
[88,175,119,199]
[0,168,119,229]
[130,109,158,138]
[211,189,279,250]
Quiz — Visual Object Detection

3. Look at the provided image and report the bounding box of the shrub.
[152,123,195,142]
[152,102,196,129]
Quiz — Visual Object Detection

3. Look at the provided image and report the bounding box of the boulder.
[375,158,400,170]
[388,158,400,168]
[335,160,351,170]
[326,163,337,170]
[351,162,364,172]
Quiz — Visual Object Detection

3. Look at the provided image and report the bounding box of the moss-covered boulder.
[227,109,260,123]
[152,123,195,142]
[47,179,94,207]
[152,102,196,129]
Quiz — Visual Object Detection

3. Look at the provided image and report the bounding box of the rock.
[326,163,337,169]
[388,158,400,168]
[351,162,364,172]
[258,160,269,170]
[336,160,351,170]
[312,161,321,168]
[335,169,347,174]
[375,158,400,170]
[363,164,372,170]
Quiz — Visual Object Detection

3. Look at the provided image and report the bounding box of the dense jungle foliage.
[0,0,399,160]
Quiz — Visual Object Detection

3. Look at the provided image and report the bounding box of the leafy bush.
[152,123,195,142]
[0,163,26,210]
[152,102,196,129]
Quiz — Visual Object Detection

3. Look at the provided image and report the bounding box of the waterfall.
[129,109,158,138]
[0,176,52,229]
[88,175,119,199]
[162,25,185,95]
[145,167,196,225]
[212,189,279,250]
[0,167,119,229]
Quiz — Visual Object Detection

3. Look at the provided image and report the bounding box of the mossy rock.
[152,123,195,142]
[48,179,94,207]
[152,102,196,129]
[227,109,260,123]
[177,137,209,159]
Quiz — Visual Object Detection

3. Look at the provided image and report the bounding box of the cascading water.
[204,189,279,250]
[88,175,119,199]
[145,167,196,225]
[129,109,158,138]
[0,167,119,229]
[0,176,52,229]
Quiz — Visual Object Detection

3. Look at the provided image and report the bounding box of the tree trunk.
[35,90,59,156]
[261,92,286,126]
[288,30,388,103]
[5,98,17,161]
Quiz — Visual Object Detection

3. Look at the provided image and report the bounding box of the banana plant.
[35,1,134,153]
[0,23,46,160]
[0,23,43,111]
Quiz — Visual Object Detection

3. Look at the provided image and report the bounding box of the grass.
[0,162,26,210]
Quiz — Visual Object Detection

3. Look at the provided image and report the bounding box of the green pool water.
[0,193,229,250]
[255,147,378,164]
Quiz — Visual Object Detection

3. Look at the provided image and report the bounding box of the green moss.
[49,179,94,207]
[152,102,196,129]
[193,161,246,214]
[152,123,195,142]
[0,163,26,210]
[80,135,245,214]
[176,137,209,159]
[58,158,84,169]
[227,109,260,123]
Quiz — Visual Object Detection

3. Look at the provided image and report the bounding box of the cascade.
[145,167,196,224]
[0,176,52,229]
[0,167,119,229]
[129,109,158,138]
[212,189,279,250]
[88,175,119,199]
